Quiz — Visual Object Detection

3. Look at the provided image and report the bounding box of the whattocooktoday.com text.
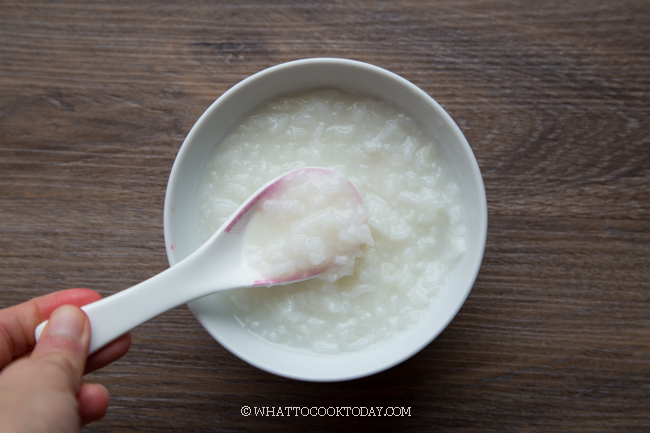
[240,406,411,417]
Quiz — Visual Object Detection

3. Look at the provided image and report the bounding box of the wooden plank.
[0,1,648,431]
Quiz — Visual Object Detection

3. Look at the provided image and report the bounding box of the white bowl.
[163,58,487,382]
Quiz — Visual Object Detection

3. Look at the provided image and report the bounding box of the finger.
[30,305,91,383]
[3,327,131,376]
[78,382,110,425]
[30,288,103,322]
[85,332,131,374]
[0,288,101,368]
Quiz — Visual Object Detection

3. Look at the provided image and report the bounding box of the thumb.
[31,305,91,384]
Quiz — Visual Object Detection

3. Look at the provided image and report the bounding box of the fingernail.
[47,305,85,341]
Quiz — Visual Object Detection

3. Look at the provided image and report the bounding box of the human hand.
[0,289,131,433]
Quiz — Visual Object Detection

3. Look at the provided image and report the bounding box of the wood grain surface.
[1,1,649,431]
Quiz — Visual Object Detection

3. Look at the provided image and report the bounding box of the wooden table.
[1,1,648,431]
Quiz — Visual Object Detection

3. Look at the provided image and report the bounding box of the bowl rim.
[163,57,488,382]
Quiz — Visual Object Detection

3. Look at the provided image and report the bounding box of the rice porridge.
[196,88,466,354]
[243,168,374,283]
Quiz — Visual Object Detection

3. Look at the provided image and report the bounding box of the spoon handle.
[34,260,194,354]
[34,231,252,354]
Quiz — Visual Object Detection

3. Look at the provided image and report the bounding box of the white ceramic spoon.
[35,167,354,354]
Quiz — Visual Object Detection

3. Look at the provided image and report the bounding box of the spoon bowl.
[35,167,363,354]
